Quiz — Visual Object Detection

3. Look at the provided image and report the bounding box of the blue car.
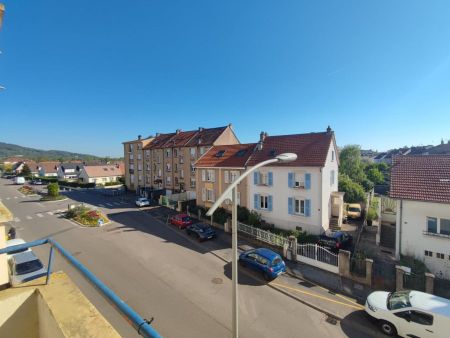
[239,248,286,281]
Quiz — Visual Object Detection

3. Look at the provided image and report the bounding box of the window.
[137,153,142,160]
[180,156,184,164]
[138,163,142,171]
[425,250,433,257]
[157,155,161,164]
[130,174,134,183]
[145,150,150,157]
[166,176,171,185]
[203,169,215,182]
[437,253,445,259]
[146,176,151,184]
[260,195,268,209]
[236,149,246,157]
[102,178,107,182]
[294,173,305,188]
[165,149,171,157]
[427,217,437,233]
[331,151,335,162]
[200,147,206,155]
[294,199,305,215]
[146,163,150,171]
[190,148,196,157]
[330,170,335,186]
[129,144,134,152]
[410,311,433,326]
[440,219,450,235]
[190,178,196,188]
[174,163,178,172]
[138,174,142,182]
[166,163,171,172]
[174,149,178,157]
[237,192,241,205]
[215,150,225,157]
[207,189,215,202]
[230,171,240,183]
[190,164,195,173]
[158,169,162,177]
[129,154,134,161]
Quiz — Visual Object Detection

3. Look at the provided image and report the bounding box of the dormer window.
[215,150,225,157]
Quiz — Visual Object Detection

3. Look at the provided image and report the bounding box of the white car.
[6,238,32,261]
[365,290,450,337]
[135,197,150,207]
[8,251,47,286]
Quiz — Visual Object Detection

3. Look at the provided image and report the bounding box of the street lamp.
[206,152,297,338]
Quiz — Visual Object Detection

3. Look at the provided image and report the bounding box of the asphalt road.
[0,179,386,338]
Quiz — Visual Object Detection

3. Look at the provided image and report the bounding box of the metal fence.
[297,243,339,267]
[237,222,288,248]
[434,275,450,300]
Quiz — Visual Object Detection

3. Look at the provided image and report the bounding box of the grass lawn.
[40,195,67,201]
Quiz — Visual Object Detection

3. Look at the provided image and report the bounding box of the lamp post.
[206,152,297,338]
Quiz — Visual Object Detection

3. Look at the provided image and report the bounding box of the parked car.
[186,223,216,241]
[14,176,25,185]
[365,290,450,337]
[6,238,32,261]
[169,214,193,229]
[317,230,353,251]
[239,248,286,281]
[135,197,150,207]
[346,203,362,219]
[31,179,43,185]
[8,251,47,286]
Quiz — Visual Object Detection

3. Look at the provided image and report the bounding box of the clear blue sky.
[1,1,450,157]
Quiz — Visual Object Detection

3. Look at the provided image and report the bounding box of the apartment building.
[122,135,154,192]
[123,125,239,195]
[195,143,256,212]
[246,127,343,234]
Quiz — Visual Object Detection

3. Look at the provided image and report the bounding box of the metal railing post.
[46,245,54,285]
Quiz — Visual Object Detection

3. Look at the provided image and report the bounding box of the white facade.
[247,143,339,234]
[78,171,122,184]
[396,199,450,279]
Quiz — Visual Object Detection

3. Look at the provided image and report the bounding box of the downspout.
[397,200,403,260]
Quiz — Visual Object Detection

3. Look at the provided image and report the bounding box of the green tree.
[20,164,31,177]
[47,183,60,197]
[339,145,366,183]
[367,167,384,185]
[338,174,366,203]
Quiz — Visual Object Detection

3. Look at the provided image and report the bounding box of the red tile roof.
[185,126,228,147]
[144,133,176,149]
[195,144,257,168]
[246,132,334,167]
[37,161,60,173]
[390,155,450,204]
[83,164,125,178]
[163,130,198,148]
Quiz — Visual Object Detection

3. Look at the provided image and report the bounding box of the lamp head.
[275,153,297,163]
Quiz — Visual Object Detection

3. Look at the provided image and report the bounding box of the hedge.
[58,181,95,188]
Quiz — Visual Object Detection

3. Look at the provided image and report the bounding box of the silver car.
[8,251,47,286]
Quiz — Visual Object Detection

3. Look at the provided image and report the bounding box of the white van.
[365,290,450,337]
[14,176,25,185]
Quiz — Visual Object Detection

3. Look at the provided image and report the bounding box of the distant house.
[11,160,38,175]
[57,163,84,180]
[390,155,450,278]
[2,156,31,165]
[424,140,450,155]
[79,164,124,185]
[36,162,60,177]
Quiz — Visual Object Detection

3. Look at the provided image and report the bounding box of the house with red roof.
[390,155,450,278]
[195,143,257,211]
[247,127,344,234]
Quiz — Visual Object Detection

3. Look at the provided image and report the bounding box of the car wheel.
[379,320,396,336]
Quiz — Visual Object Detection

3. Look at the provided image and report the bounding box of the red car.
[169,214,193,229]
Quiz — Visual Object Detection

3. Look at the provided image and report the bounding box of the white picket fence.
[237,222,288,248]
[297,243,339,274]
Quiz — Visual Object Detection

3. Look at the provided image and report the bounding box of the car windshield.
[387,291,411,310]
[197,224,210,232]
[348,207,360,212]
[15,259,44,275]
[182,217,190,222]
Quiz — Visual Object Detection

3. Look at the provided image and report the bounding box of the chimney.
[228,123,233,129]
[156,133,161,137]
[326,126,332,134]
[176,129,181,134]
[138,135,142,140]
[260,131,266,142]
[199,127,204,132]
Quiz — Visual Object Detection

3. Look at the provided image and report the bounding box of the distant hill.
[0,142,102,162]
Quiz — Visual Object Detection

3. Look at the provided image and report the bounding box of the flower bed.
[18,185,37,196]
[40,195,67,201]
[66,206,109,227]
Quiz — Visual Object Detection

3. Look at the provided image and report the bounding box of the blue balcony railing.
[0,238,162,338]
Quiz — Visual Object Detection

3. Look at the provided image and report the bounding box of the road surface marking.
[26,216,33,220]
[106,203,113,207]
[98,204,106,207]
[36,213,44,218]
[14,217,20,222]
[47,211,54,215]
[14,196,18,199]
[270,282,365,311]
[113,202,121,206]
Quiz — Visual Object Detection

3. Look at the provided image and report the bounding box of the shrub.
[104,181,122,186]
[47,183,60,197]
[366,207,378,221]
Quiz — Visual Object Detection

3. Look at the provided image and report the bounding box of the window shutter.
[202,188,206,201]
[305,199,311,217]
[268,172,273,186]
[305,173,311,189]
[237,192,241,205]
[288,172,294,188]
[268,195,273,211]
[288,197,293,215]
[211,190,215,202]
[254,194,260,209]
[224,171,229,184]
[211,170,215,183]
[202,170,206,182]
[253,171,259,185]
